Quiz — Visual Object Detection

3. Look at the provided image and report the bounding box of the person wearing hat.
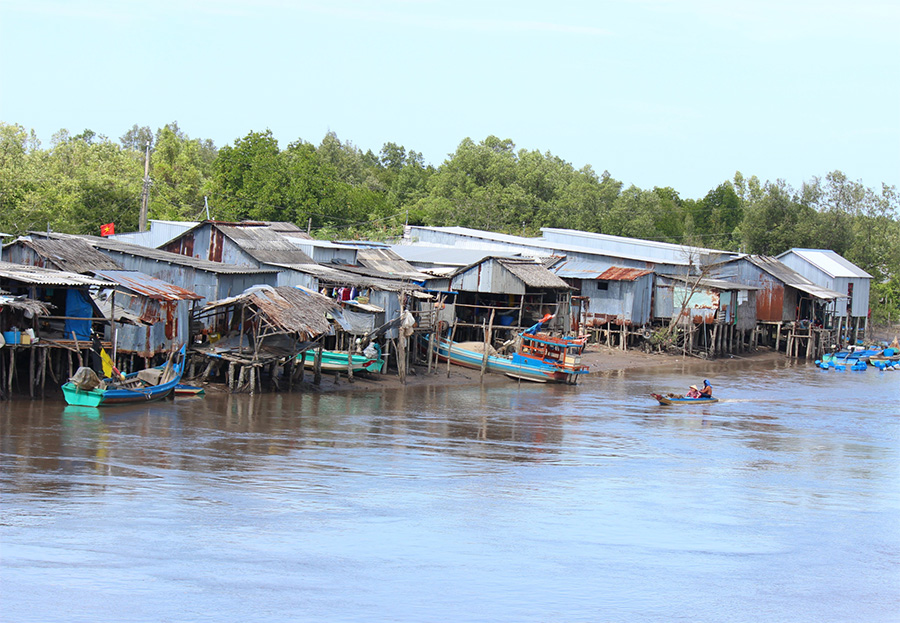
[699,379,713,398]
[686,384,701,398]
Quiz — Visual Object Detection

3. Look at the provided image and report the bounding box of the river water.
[1,358,898,623]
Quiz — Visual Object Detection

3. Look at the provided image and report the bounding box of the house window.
[597,281,609,291]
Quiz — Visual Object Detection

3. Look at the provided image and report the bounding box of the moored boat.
[62,345,186,407]
[434,333,588,384]
[174,383,206,395]
[297,348,384,374]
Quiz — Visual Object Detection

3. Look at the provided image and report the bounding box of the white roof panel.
[781,249,872,279]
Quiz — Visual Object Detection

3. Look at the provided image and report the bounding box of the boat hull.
[435,338,585,384]
[651,393,718,405]
[62,345,185,407]
[62,381,178,406]
[298,350,384,373]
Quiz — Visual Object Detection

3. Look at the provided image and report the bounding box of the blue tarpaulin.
[64,289,92,340]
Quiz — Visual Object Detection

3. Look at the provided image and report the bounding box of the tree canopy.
[1,121,897,322]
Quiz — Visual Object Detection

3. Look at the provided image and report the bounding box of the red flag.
[100,222,115,237]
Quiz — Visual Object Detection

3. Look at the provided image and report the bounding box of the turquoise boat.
[62,345,186,407]
[298,348,384,374]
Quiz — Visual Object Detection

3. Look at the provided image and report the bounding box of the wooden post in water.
[446,320,457,378]
[314,343,323,385]
[481,310,495,383]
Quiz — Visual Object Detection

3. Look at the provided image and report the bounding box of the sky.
[1,0,898,200]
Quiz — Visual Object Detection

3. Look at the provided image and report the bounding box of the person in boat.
[686,385,701,398]
[699,379,713,398]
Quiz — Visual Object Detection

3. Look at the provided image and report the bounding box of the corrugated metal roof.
[663,274,759,291]
[596,267,654,281]
[201,285,339,336]
[273,263,420,292]
[92,271,203,301]
[496,258,571,289]
[356,248,431,279]
[391,243,519,267]
[778,249,873,279]
[36,232,277,275]
[541,227,731,261]
[407,225,695,267]
[12,237,122,273]
[0,260,114,287]
[744,255,847,300]
[216,224,315,265]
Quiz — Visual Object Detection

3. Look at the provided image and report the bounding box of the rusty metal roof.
[92,271,203,301]
[596,267,654,281]
[12,237,122,273]
[200,285,339,337]
[0,260,114,287]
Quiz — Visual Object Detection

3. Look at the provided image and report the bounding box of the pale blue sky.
[1,0,898,199]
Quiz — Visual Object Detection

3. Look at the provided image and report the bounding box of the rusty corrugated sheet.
[596,267,654,281]
[92,271,203,301]
[756,281,784,322]
[210,228,224,262]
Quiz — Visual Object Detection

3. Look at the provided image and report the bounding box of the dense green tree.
[210,130,289,221]
[739,180,817,255]
[149,123,217,221]
[698,183,743,250]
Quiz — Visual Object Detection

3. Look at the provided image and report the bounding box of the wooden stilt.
[447,320,457,378]
[314,343,322,385]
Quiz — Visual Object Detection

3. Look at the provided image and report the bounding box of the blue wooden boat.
[62,345,186,407]
[651,393,719,405]
[434,333,588,384]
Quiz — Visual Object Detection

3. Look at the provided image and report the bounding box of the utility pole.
[139,141,151,232]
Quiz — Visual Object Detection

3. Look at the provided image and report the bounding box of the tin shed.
[776,249,872,320]
[552,260,653,328]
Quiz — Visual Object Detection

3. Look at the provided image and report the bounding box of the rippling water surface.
[2,359,898,622]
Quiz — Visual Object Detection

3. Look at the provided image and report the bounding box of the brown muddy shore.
[194,345,787,396]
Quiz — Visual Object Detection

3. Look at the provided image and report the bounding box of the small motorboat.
[651,393,719,406]
[62,345,186,407]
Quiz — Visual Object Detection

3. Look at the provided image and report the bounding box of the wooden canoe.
[651,393,719,406]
